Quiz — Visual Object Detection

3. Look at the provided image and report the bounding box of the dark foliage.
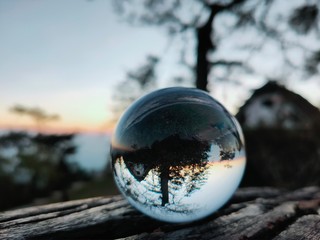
[0,132,90,210]
[289,5,318,34]
[241,128,320,189]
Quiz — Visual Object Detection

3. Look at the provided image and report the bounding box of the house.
[236,81,320,129]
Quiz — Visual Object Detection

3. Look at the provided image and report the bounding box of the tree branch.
[210,60,243,67]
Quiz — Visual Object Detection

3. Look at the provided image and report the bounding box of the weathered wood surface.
[0,187,319,239]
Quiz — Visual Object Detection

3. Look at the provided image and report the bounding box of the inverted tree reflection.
[113,134,233,212]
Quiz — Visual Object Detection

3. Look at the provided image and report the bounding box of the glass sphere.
[111,87,246,223]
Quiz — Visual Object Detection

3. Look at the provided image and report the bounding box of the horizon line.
[0,125,114,135]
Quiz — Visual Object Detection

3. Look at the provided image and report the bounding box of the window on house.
[262,99,274,107]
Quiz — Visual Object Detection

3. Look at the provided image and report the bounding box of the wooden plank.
[0,187,319,239]
[127,202,297,240]
[0,199,138,239]
[274,215,320,240]
[0,196,122,223]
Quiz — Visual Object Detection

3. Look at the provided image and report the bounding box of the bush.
[241,128,320,189]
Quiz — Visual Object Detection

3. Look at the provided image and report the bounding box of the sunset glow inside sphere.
[110,87,246,223]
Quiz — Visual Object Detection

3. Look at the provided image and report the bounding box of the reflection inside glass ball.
[111,87,246,223]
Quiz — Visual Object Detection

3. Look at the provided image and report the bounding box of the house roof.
[236,81,320,127]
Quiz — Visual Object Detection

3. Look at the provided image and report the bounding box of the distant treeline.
[0,132,91,210]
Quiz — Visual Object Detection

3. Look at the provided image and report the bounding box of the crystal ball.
[111,87,246,223]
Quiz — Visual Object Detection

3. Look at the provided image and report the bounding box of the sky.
[1,0,319,134]
[0,0,175,133]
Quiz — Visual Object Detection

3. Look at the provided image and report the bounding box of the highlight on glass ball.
[110,87,246,223]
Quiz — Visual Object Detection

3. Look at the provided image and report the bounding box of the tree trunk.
[195,8,216,92]
[195,1,246,91]
[61,189,69,202]
[30,172,39,197]
[160,165,169,206]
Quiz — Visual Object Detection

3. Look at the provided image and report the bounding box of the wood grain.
[0,187,319,239]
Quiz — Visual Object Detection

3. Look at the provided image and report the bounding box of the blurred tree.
[10,105,60,131]
[0,132,88,210]
[32,134,83,201]
[111,55,159,123]
[113,0,320,91]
